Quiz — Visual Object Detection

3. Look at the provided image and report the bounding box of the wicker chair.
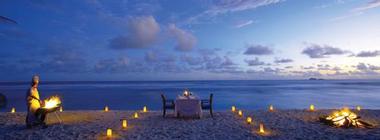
[161,94,175,117]
[201,94,213,118]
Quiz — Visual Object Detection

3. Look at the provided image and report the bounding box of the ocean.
[1,80,380,112]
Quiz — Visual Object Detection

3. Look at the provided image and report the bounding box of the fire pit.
[319,108,374,128]
[42,95,62,113]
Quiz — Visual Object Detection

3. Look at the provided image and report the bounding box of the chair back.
[209,93,213,104]
[161,94,166,107]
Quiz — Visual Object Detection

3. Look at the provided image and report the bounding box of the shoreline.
[1,109,379,139]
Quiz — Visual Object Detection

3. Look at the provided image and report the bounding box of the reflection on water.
[0,80,380,111]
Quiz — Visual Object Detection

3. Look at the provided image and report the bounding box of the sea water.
[0,80,379,112]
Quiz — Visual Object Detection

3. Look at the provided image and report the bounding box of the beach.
[1,109,379,140]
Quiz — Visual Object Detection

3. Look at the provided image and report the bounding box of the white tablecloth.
[175,95,202,118]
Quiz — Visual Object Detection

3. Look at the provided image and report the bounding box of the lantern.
[134,112,139,118]
[59,106,63,112]
[104,106,109,112]
[259,123,265,134]
[246,117,252,124]
[143,106,147,113]
[238,110,243,117]
[231,106,236,112]
[356,106,361,111]
[310,104,315,111]
[122,119,128,128]
[106,128,112,137]
[11,107,15,113]
[269,105,274,112]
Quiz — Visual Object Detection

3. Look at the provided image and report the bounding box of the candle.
[59,106,63,112]
[238,110,243,117]
[231,106,236,112]
[104,106,109,112]
[11,107,15,113]
[269,105,274,112]
[143,106,147,112]
[310,104,315,111]
[134,112,139,118]
[356,106,361,111]
[246,117,252,124]
[259,123,265,134]
[106,128,112,137]
[122,119,128,128]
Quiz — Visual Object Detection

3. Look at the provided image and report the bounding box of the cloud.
[168,24,197,51]
[109,16,160,49]
[301,43,350,58]
[274,58,293,63]
[356,50,380,57]
[186,0,283,24]
[356,63,380,71]
[207,0,284,16]
[245,57,268,66]
[331,0,380,21]
[0,16,17,24]
[243,44,273,55]
[234,20,254,28]
[352,0,380,12]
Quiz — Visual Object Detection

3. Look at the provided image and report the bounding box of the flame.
[238,110,243,117]
[269,105,274,112]
[231,106,236,112]
[59,106,63,112]
[11,107,15,113]
[122,119,128,128]
[43,96,61,109]
[106,128,112,137]
[246,117,252,124]
[143,106,147,112]
[104,106,109,112]
[356,106,361,111]
[134,112,139,118]
[310,104,315,111]
[326,108,361,127]
[259,123,265,133]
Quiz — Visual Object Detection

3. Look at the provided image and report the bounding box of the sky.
[0,0,380,81]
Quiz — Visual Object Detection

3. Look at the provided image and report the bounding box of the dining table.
[174,95,202,118]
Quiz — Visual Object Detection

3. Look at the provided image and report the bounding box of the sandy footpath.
[0,109,379,140]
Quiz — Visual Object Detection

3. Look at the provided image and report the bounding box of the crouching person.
[26,75,48,128]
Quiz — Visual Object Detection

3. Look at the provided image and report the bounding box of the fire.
[106,128,112,137]
[259,123,265,133]
[246,117,252,124]
[321,108,373,128]
[231,106,236,112]
[43,96,61,109]
[143,106,147,112]
[310,104,315,111]
[238,110,243,117]
[269,105,274,112]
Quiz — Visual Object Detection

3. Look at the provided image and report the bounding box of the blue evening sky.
[0,0,379,81]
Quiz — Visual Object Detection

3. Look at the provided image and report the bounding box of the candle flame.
[143,106,147,112]
[134,112,139,118]
[122,120,128,128]
[310,104,315,111]
[246,117,252,124]
[269,105,274,112]
[11,107,15,113]
[43,96,61,109]
[238,110,243,117]
[259,123,265,133]
[104,106,109,112]
[231,106,236,112]
[106,128,112,137]
[356,106,361,111]
[59,106,63,112]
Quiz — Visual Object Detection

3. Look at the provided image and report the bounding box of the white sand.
[0,109,379,140]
